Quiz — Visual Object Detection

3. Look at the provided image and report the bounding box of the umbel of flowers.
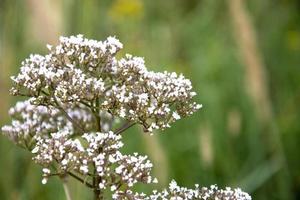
[2,35,251,200]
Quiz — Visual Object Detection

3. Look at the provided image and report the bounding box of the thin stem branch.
[94,98,101,132]
[79,100,92,108]
[114,121,136,135]
[61,176,72,200]
[52,95,86,133]
[68,172,93,188]
[93,98,102,200]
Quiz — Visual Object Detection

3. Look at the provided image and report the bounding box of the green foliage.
[0,0,299,199]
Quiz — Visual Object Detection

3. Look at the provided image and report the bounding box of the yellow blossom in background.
[286,30,300,51]
[109,0,144,21]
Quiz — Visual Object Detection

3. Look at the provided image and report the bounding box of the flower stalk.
[61,176,72,200]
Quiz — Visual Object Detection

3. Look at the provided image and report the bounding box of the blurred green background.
[0,0,299,199]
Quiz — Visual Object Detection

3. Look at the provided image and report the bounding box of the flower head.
[1,35,251,200]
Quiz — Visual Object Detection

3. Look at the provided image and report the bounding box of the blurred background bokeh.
[0,0,299,199]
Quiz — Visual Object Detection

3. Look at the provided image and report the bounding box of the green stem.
[61,176,72,200]
[52,95,86,133]
[114,121,136,135]
[93,98,102,200]
[68,172,93,188]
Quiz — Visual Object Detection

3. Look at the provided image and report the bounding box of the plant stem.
[93,98,102,200]
[68,172,93,188]
[94,188,101,200]
[114,121,136,135]
[52,95,86,133]
[61,176,72,200]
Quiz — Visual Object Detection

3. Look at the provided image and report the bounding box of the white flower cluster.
[10,35,201,132]
[32,130,156,189]
[1,99,61,145]
[113,181,251,200]
[105,54,202,132]
[147,181,252,200]
[32,130,84,180]
[1,99,95,148]
[115,153,154,187]
[2,35,251,200]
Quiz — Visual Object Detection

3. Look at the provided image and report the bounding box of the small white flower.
[41,178,48,184]
[31,146,39,154]
[80,165,89,174]
[111,185,117,191]
[172,112,181,120]
[42,168,50,174]
[46,44,52,50]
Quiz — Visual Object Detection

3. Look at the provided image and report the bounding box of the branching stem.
[93,98,102,200]
[114,121,136,135]
[68,172,93,188]
[52,95,86,133]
